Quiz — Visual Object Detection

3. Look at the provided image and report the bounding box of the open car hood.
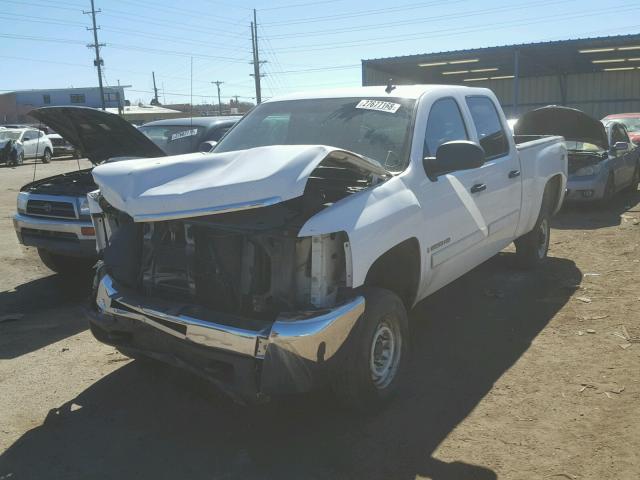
[29,106,166,164]
[92,144,390,222]
[515,106,608,150]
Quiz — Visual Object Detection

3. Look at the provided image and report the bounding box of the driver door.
[416,97,490,296]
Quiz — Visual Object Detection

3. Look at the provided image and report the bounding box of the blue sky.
[1,0,640,105]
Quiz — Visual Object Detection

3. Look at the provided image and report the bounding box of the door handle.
[470,183,486,193]
[508,169,521,178]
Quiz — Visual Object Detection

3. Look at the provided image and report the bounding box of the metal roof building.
[362,33,640,119]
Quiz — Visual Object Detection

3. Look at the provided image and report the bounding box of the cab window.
[423,97,468,158]
[466,96,509,159]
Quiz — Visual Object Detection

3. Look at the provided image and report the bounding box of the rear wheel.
[514,208,551,269]
[37,249,95,276]
[330,287,409,410]
[42,148,52,164]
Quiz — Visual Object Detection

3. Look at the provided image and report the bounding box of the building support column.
[557,74,568,106]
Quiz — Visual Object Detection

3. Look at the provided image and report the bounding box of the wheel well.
[544,174,563,213]
[363,238,420,308]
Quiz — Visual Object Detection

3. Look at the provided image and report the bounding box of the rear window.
[466,96,509,158]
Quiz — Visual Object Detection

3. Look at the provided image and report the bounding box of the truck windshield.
[138,125,204,155]
[214,97,416,170]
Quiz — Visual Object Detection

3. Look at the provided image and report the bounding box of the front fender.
[299,175,423,287]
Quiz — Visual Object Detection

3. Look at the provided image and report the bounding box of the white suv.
[0,128,53,165]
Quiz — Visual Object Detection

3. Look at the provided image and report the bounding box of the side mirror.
[613,141,629,151]
[199,140,217,152]
[22,137,31,142]
[423,141,485,180]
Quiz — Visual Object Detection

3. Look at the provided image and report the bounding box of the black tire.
[41,148,52,164]
[514,205,551,269]
[37,248,95,275]
[73,150,81,159]
[624,164,639,193]
[330,287,409,410]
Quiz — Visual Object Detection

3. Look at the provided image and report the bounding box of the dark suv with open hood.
[13,107,238,274]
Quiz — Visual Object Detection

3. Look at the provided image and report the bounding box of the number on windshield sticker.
[355,100,401,113]
[170,128,198,141]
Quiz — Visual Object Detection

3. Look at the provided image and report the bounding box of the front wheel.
[41,148,52,164]
[330,287,409,410]
[514,209,551,269]
[625,164,639,193]
[37,248,95,276]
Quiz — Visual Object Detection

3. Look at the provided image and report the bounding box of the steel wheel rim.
[537,218,549,259]
[370,317,401,389]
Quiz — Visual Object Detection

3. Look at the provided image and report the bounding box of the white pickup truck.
[87,85,567,407]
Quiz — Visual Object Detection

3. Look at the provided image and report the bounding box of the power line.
[259,0,341,11]
[272,4,640,52]
[263,0,577,40]
[110,0,246,24]
[261,0,467,26]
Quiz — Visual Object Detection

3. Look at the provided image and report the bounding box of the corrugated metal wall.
[363,65,640,119]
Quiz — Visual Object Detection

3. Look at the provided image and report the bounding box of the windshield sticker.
[170,128,198,141]
[355,99,401,113]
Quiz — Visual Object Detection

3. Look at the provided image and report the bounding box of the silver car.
[516,106,640,203]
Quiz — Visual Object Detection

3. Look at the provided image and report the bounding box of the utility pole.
[84,0,106,110]
[212,80,223,115]
[250,9,265,104]
[152,71,160,105]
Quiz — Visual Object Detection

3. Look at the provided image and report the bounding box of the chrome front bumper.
[13,212,97,256]
[92,273,365,398]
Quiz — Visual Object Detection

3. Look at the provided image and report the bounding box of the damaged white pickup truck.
[87,85,567,407]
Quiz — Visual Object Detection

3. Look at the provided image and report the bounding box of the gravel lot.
[1,158,639,480]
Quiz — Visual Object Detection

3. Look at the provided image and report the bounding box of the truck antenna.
[385,79,396,94]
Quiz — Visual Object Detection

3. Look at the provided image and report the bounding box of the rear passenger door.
[21,130,39,158]
[465,96,522,252]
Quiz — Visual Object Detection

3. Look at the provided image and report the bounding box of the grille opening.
[26,199,76,219]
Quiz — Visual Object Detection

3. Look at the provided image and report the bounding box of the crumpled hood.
[92,144,389,222]
[515,106,608,150]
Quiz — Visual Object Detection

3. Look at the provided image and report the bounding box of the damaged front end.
[87,145,385,402]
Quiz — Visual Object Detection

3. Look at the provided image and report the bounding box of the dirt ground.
[0,158,638,480]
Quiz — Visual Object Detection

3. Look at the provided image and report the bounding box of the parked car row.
[9,88,639,409]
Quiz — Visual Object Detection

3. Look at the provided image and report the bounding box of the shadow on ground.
[0,271,92,359]
[553,189,639,230]
[0,255,581,480]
